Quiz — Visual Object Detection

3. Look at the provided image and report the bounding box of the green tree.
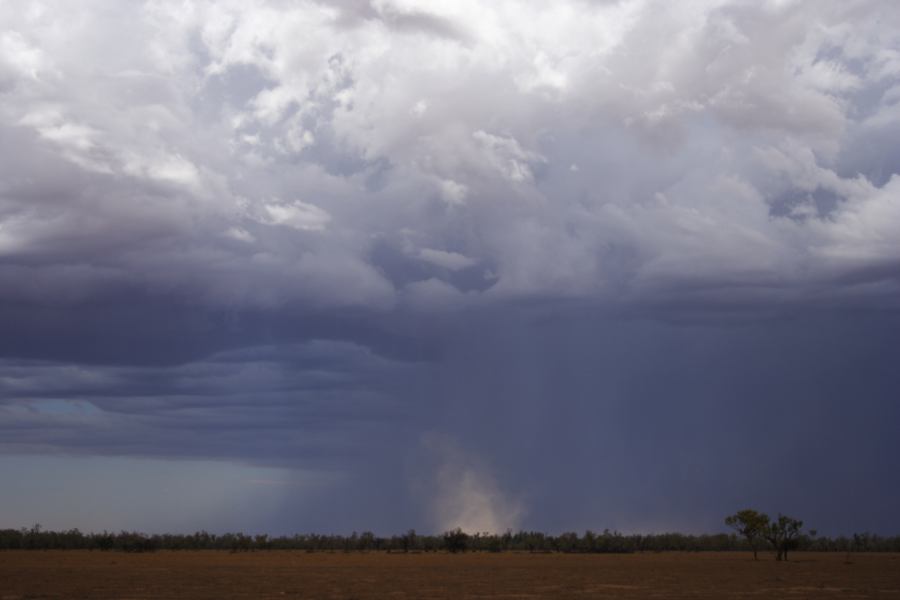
[725,509,770,560]
[764,514,803,561]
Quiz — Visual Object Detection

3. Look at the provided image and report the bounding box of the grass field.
[1,551,899,599]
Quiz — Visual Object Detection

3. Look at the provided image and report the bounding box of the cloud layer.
[2,0,899,314]
[2,0,900,534]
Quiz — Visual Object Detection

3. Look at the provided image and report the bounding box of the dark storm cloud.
[0,340,420,465]
[1,0,900,534]
[419,309,900,534]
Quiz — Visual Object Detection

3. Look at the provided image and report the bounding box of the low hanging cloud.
[0,340,412,464]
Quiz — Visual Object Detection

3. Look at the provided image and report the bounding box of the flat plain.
[1,551,899,599]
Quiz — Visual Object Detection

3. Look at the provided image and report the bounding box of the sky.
[1,0,899,536]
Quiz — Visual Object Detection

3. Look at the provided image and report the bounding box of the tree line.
[1,523,898,554]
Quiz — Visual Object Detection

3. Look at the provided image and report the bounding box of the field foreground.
[1,551,899,599]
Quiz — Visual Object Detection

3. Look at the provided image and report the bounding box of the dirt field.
[1,551,899,599]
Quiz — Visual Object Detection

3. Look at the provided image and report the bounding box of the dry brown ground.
[1,551,899,599]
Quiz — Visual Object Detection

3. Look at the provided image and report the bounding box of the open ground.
[1,551,899,599]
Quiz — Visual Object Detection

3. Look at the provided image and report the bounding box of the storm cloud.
[1,0,899,535]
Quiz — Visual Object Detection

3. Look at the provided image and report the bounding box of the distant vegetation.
[1,522,898,554]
